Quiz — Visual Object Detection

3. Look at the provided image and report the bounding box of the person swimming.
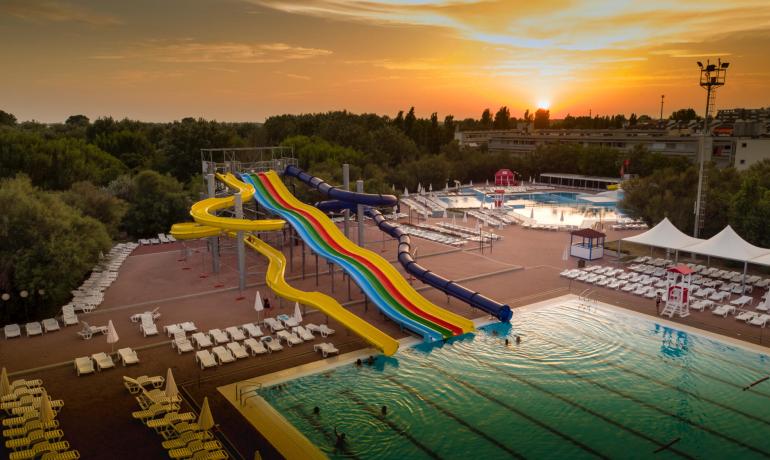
[313,406,320,415]
[355,359,362,367]
[381,405,388,415]
[505,338,510,346]
[334,427,346,448]
[515,335,522,344]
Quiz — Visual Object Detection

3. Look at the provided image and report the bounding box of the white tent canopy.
[685,225,770,263]
[622,217,704,251]
[750,252,770,267]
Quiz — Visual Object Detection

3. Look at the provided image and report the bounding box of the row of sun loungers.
[63,242,136,315]
[139,233,177,245]
[1,377,80,459]
[74,348,139,376]
[398,224,465,246]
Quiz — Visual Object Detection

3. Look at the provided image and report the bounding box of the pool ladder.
[577,289,598,308]
[236,379,263,406]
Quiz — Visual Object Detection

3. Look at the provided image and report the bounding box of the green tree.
[670,108,700,122]
[443,115,455,143]
[480,109,493,129]
[404,107,417,139]
[60,181,129,238]
[533,109,550,129]
[120,171,194,237]
[620,166,697,229]
[0,176,111,321]
[730,160,770,246]
[65,114,90,128]
[493,106,511,129]
[0,110,17,126]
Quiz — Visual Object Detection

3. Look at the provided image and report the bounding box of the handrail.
[236,379,263,406]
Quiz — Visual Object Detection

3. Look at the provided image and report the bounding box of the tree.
[0,176,111,321]
[60,181,129,238]
[65,115,90,127]
[443,115,455,143]
[670,108,700,122]
[493,106,511,129]
[404,107,417,139]
[523,109,533,122]
[0,110,17,126]
[620,166,697,229]
[533,109,550,129]
[120,171,194,237]
[730,160,770,246]
[480,109,493,129]
[629,113,638,126]
[393,111,404,131]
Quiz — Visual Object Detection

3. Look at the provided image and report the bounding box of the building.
[734,138,770,171]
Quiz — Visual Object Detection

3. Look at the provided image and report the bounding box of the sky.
[1,0,770,122]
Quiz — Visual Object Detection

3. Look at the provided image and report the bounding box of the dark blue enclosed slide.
[284,165,513,322]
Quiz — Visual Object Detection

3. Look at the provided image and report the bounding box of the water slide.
[241,171,474,342]
[170,173,399,355]
[283,165,513,322]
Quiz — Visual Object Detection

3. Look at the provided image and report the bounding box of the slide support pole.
[207,174,220,274]
[234,192,246,292]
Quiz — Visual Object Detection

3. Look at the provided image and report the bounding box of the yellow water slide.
[170,172,399,355]
[262,171,475,334]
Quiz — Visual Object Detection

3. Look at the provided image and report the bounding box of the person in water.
[366,356,375,366]
[381,405,387,415]
[515,335,522,345]
[334,427,346,448]
[313,406,320,415]
[355,359,362,367]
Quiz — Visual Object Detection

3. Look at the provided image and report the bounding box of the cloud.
[90,40,332,64]
[0,0,120,25]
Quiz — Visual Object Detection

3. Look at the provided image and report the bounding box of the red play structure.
[494,169,518,186]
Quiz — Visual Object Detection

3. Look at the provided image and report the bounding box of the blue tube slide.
[239,173,444,342]
[282,166,513,323]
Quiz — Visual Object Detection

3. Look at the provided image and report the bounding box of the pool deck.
[1,214,769,459]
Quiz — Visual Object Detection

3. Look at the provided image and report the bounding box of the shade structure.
[622,217,703,251]
[0,367,9,397]
[106,320,119,352]
[685,225,770,263]
[294,302,302,324]
[198,396,214,430]
[38,388,54,423]
[165,368,178,399]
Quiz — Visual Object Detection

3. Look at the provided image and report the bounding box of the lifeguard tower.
[493,189,505,208]
[660,265,693,318]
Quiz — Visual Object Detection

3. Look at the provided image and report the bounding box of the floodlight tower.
[693,59,729,238]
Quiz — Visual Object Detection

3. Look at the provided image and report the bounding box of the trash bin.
[577,259,586,268]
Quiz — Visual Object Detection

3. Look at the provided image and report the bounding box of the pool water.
[260,301,770,459]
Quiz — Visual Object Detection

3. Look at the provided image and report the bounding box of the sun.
[537,100,551,110]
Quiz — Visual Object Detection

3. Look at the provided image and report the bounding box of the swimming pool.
[260,299,770,459]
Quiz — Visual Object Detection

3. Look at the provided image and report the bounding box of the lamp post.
[693,58,728,238]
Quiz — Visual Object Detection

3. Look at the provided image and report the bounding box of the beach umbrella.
[445,183,449,191]
[463,212,468,223]
[198,397,215,430]
[470,180,473,186]
[0,367,9,397]
[165,368,178,399]
[106,320,119,353]
[38,388,54,423]
[418,182,422,194]
[530,207,534,219]
[391,184,395,191]
[486,179,489,187]
[429,183,433,192]
[254,291,264,322]
[560,211,565,222]
[404,187,409,197]
[294,302,302,324]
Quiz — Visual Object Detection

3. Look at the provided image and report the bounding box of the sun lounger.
[140,315,158,337]
[132,401,181,423]
[91,352,115,371]
[756,298,770,312]
[159,420,202,441]
[148,412,196,434]
[117,347,139,366]
[711,305,735,317]
[3,420,59,440]
[211,346,235,365]
[9,440,70,460]
[195,350,218,370]
[293,326,314,341]
[1,387,44,404]
[5,426,64,450]
[168,439,224,460]
[24,322,42,337]
[225,342,248,359]
[164,324,183,337]
[123,375,165,394]
[241,323,263,338]
[172,331,194,354]
[749,314,770,327]
[74,357,94,376]
[225,326,246,342]
[730,295,753,307]
[709,291,731,302]
[263,318,284,333]
[191,449,228,460]
[306,323,335,337]
[191,332,213,349]
[4,324,21,339]
[278,314,300,328]
[735,311,757,322]
[60,307,78,327]
[690,299,714,311]
[313,343,339,358]
[261,336,283,352]
[243,338,268,356]
[161,430,214,450]
[131,307,161,323]
[41,318,60,333]
[77,321,107,340]
[276,330,303,346]
[179,321,197,333]
[208,329,229,345]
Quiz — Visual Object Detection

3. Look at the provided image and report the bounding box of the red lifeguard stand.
[495,169,517,186]
[493,189,505,208]
[660,265,693,318]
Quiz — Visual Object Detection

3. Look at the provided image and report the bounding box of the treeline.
[621,160,770,246]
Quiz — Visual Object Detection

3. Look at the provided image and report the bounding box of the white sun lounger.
[730,295,753,307]
[190,332,213,349]
[41,318,60,333]
[756,298,770,312]
[179,321,197,333]
[712,305,735,317]
[225,342,249,359]
[690,299,714,311]
[261,336,283,352]
[74,357,95,376]
[748,314,770,327]
[25,322,43,337]
[263,318,284,333]
[140,315,158,337]
[172,331,194,354]
[243,338,268,356]
[211,346,235,364]
[4,324,21,339]
[709,291,731,302]
[313,343,339,358]
[164,324,183,337]
[208,329,229,345]
[91,352,115,371]
[276,330,303,346]
[293,326,314,341]
[195,350,218,370]
[60,307,78,327]
[306,324,335,337]
[131,308,161,323]
[225,326,246,342]
[735,311,757,322]
[241,323,263,338]
[118,347,139,366]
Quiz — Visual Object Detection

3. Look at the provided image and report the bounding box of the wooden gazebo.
[569,228,606,260]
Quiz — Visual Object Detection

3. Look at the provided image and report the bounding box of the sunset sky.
[2,0,770,122]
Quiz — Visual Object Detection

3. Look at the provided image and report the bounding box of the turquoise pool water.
[260,302,770,459]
